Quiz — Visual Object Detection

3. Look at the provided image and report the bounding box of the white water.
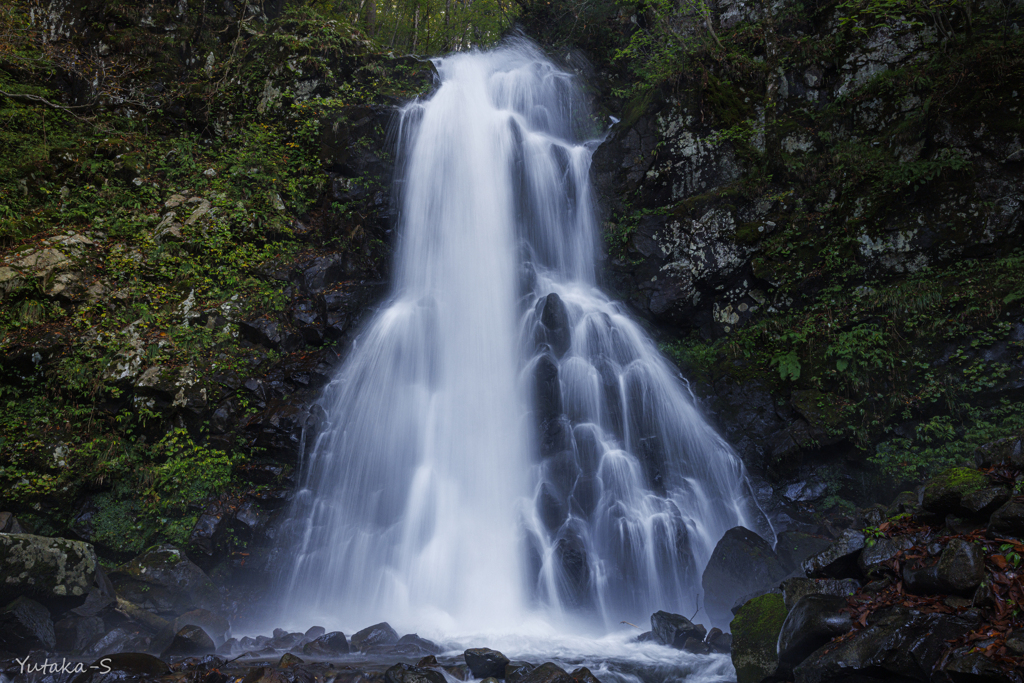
[278,39,771,648]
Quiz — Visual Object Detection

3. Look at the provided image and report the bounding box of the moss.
[730,593,787,683]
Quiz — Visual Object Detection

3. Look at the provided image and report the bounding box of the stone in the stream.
[304,625,326,639]
[569,667,602,683]
[730,593,787,683]
[518,662,575,683]
[506,661,536,683]
[465,647,511,678]
[397,633,440,655]
[279,652,304,667]
[539,292,571,357]
[777,595,852,668]
[650,610,707,648]
[161,624,216,658]
[302,630,350,656]
[385,663,447,683]
[0,596,56,654]
[702,526,789,628]
[903,537,986,595]
[351,621,399,651]
[706,628,732,654]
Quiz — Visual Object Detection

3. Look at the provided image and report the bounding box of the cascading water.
[279,39,771,640]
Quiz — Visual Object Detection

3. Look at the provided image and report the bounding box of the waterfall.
[279,38,771,637]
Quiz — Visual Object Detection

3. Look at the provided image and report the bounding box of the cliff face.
[0,0,433,573]
[532,0,1024,513]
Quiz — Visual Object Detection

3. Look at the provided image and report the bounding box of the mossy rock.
[730,593,787,683]
[921,467,988,516]
[0,534,98,610]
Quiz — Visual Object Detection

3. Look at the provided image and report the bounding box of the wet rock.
[777,594,852,667]
[569,667,602,683]
[269,631,304,649]
[304,625,326,639]
[702,526,789,628]
[217,637,238,655]
[0,533,98,610]
[0,511,28,533]
[941,648,1018,683]
[279,652,303,667]
[959,486,1010,517]
[162,625,216,658]
[385,663,447,683]
[54,614,104,651]
[903,538,986,595]
[773,531,833,573]
[705,628,732,654]
[506,661,536,683]
[302,631,350,656]
[683,637,711,655]
[173,609,229,645]
[792,607,976,683]
[802,528,865,579]
[86,626,152,656]
[0,596,55,654]
[884,490,919,518]
[464,647,511,678]
[730,593,787,683]
[780,577,859,611]
[921,467,988,516]
[651,610,707,648]
[988,497,1024,537]
[538,293,571,357]
[239,317,304,352]
[397,633,439,655]
[858,535,915,575]
[350,622,399,651]
[108,545,219,616]
[518,662,574,683]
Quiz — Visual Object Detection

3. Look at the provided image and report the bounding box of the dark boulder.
[792,607,976,683]
[921,468,988,516]
[903,538,986,595]
[940,647,1019,683]
[108,545,219,616]
[730,593,787,683]
[683,637,711,655]
[304,626,326,639]
[161,625,216,658]
[776,595,852,667]
[650,611,707,648]
[385,663,447,683]
[702,526,789,628]
[988,497,1024,537]
[802,528,865,579]
[173,608,229,646]
[397,633,440,655]
[773,531,833,574]
[302,630,350,656]
[569,667,602,683]
[85,626,152,656]
[0,596,56,655]
[858,535,915,576]
[706,628,732,654]
[350,622,399,651]
[518,662,574,683]
[506,662,536,683]
[465,647,511,678]
[780,577,859,610]
[538,293,571,357]
[54,614,104,651]
[959,486,1011,517]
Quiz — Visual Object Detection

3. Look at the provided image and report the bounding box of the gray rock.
[464,647,511,678]
[161,624,216,658]
[108,545,219,616]
[777,594,852,667]
[960,486,1010,517]
[350,622,399,651]
[706,627,732,654]
[730,593,788,683]
[903,538,986,595]
[517,662,574,683]
[858,535,915,575]
[0,596,55,655]
[651,610,707,648]
[940,648,1018,683]
[921,468,988,516]
[702,526,789,628]
[397,633,439,655]
[988,497,1024,537]
[172,608,229,645]
[85,626,152,656]
[780,577,859,611]
[0,534,98,610]
[802,528,865,579]
[302,630,350,656]
[774,531,834,573]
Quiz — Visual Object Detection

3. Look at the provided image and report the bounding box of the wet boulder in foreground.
[465,647,511,678]
[350,621,399,651]
[702,526,790,628]
[650,610,707,648]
